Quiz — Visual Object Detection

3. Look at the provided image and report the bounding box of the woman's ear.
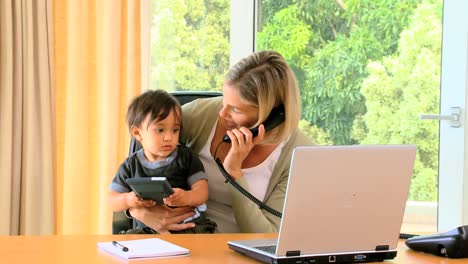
[131,125,142,142]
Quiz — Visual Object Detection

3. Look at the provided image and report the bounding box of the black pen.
[112,240,129,252]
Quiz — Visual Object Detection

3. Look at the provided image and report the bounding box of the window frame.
[143,0,468,232]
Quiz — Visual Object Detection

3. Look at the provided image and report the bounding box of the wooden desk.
[0,233,465,264]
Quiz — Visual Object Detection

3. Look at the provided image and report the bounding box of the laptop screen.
[276,145,416,256]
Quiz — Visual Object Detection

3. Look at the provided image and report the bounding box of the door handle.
[420,107,462,127]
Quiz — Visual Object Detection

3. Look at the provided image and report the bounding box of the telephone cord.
[213,141,282,218]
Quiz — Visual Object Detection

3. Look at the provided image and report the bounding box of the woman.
[128,50,313,233]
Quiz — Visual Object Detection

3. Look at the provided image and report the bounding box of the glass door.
[253,0,467,234]
[148,0,468,234]
[437,0,468,232]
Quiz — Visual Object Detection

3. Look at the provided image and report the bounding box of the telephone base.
[405,225,468,258]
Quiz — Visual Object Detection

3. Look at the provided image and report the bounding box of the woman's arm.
[129,205,196,233]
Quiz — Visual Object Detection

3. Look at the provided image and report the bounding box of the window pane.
[150,0,230,92]
[257,0,443,234]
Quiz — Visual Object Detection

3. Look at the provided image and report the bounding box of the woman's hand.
[223,124,265,180]
[129,205,196,234]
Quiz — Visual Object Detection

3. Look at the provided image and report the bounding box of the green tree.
[151,0,229,91]
[258,0,422,144]
[303,29,382,144]
[353,1,442,201]
[256,4,312,90]
[302,0,421,144]
[257,5,312,67]
[298,120,333,145]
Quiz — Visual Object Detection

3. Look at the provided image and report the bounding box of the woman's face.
[219,82,259,130]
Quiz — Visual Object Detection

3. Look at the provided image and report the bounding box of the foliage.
[150,0,443,201]
[257,5,312,66]
[298,120,333,145]
[353,1,442,201]
[256,4,311,87]
[150,0,229,91]
[303,29,381,144]
[258,0,423,145]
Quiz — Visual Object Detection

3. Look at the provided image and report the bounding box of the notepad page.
[98,238,190,259]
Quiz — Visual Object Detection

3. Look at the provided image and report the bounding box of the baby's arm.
[107,190,155,212]
[163,179,208,207]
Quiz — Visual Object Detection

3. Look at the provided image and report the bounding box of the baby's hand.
[126,192,155,208]
[163,188,188,207]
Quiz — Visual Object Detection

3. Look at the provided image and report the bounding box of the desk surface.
[0,233,465,264]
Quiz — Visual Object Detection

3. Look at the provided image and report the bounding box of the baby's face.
[138,110,181,162]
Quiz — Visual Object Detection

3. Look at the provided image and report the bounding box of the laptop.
[228,145,417,264]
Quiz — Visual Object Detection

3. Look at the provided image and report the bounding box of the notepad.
[97,238,190,259]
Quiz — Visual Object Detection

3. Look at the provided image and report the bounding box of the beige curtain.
[0,0,55,235]
[54,0,143,234]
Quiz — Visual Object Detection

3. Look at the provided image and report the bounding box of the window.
[149,0,230,92]
[149,0,468,233]
[254,0,468,234]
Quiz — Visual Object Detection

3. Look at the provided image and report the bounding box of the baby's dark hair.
[126,89,181,131]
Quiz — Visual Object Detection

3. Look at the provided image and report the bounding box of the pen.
[112,240,129,252]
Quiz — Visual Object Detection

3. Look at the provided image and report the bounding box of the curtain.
[0,0,55,235]
[53,0,143,234]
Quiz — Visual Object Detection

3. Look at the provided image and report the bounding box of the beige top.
[181,97,313,232]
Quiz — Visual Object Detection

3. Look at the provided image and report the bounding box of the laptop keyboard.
[254,245,277,254]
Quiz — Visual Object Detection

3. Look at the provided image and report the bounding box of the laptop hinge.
[286,250,301,256]
[375,245,389,251]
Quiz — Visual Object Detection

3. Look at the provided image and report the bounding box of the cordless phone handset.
[222,104,285,143]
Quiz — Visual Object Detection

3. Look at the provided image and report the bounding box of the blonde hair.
[225,50,301,143]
